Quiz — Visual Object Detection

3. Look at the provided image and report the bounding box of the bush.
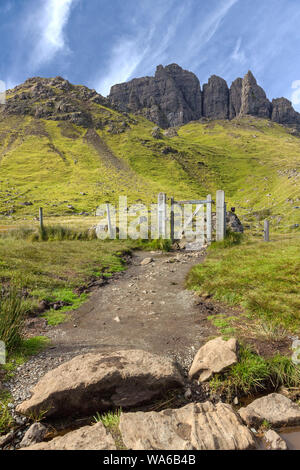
[0,289,26,352]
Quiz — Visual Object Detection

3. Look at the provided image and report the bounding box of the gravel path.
[7,249,219,406]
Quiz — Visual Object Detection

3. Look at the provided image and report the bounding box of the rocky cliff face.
[109,64,202,128]
[240,71,272,119]
[109,65,300,130]
[4,67,300,131]
[271,97,300,126]
[202,75,229,119]
[229,78,243,119]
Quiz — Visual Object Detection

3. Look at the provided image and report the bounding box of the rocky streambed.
[1,341,300,451]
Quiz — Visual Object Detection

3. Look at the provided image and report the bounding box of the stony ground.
[7,249,220,405]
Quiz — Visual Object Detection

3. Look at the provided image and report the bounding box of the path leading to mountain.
[10,249,220,404]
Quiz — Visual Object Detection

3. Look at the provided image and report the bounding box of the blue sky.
[1,0,300,110]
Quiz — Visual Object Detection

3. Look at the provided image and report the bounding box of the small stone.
[233,397,239,405]
[113,316,120,323]
[184,388,192,399]
[264,430,288,450]
[140,258,153,266]
[20,423,48,448]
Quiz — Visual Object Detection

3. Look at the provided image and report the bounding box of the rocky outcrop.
[3,76,121,129]
[4,66,300,131]
[271,98,300,126]
[21,422,116,450]
[119,402,256,450]
[109,64,202,128]
[226,211,244,233]
[16,349,184,419]
[239,393,300,428]
[240,71,272,119]
[189,337,238,382]
[109,65,300,129]
[229,78,243,119]
[202,75,229,119]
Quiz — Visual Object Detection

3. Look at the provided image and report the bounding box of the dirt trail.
[84,129,131,172]
[9,250,219,404]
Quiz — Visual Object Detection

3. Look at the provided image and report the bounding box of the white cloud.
[291,80,300,106]
[96,39,149,96]
[231,37,246,63]
[185,0,239,63]
[94,0,238,96]
[94,0,181,96]
[29,0,75,70]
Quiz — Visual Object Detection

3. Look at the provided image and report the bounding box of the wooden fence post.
[157,193,167,239]
[106,203,114,239]
[170,197,175,243]
[206,194,212,244]
[39,207,44,231]
[216,190,225,241]
[264,219,269,242]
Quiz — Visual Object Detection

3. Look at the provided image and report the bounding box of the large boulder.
[189,337,238,382]
[239,393,300,428]
[21,422,116,450]
[119,402,256,450]
[16,350,184,419]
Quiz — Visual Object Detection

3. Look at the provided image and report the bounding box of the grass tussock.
[0,391,14,435]
[94,408,121,428]
[0,288,26,352]
[210,345,300,398]
[1,225,97,242]
[135,237,172,252]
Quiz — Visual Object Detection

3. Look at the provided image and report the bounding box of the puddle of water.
[256,427,300,450]
[279,427,300,450]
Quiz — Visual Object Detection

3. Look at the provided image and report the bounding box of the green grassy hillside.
[0,84,299,233]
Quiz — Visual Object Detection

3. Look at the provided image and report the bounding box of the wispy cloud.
[291,80,300,106]
[184,0,239,65]
[95,0,180,95]
[96,39,150,96]
[231,37,246,63]
[94,0,239,95]
[28,0,76,70]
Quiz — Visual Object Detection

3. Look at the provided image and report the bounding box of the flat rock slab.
[21,422,116,450]
[16,349,183,418]
[189,337,238,382]
[239,393,300,428]
[119,402,256,450]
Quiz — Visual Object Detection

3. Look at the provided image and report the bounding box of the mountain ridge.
[109,64,300,130]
